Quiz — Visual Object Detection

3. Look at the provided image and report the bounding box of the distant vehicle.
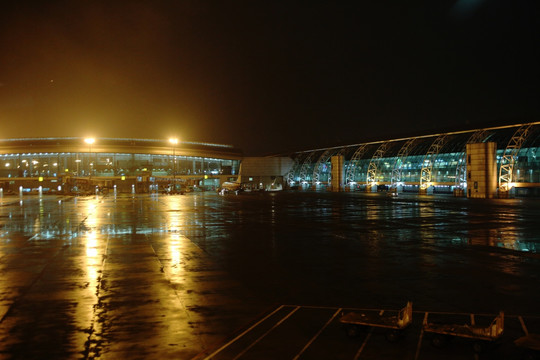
[70,188,92,196]
[162,184,186,195]
[267,181,283,192]
[219,179,284,194]
[219,180,242,195]
[221,181,241,191]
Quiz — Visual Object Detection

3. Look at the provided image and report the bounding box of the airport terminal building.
[285,122,540,198]
[0,137,242,194]
[1,121,539,197]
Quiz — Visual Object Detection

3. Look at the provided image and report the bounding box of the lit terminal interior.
[0,137,242,195]
[285,122,540,198]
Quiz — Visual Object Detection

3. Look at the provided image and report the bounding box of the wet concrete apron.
[1,192,540,359]
[0,194,264,359]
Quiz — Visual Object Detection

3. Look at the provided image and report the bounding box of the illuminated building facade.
[0,137,242,193]
[286,122,540,197]
[2,123,540,197]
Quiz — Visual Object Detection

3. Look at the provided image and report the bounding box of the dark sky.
[0,1,539,155]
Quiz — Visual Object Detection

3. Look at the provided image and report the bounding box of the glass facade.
[288,123,540,194]
[0,152,239,178]
[0,138,242,193]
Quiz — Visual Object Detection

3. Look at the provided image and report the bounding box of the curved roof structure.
[0,137,243,159]
[286,122,540,196]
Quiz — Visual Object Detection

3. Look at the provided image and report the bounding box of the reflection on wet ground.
[0,192,539,359]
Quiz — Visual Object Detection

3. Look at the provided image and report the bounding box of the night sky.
[0,1,539,155]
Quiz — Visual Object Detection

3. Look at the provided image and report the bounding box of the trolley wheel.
[522,349,540,360]
[431,334,450,348]
[473,341,486,353]
[345,325,361,338]
[385,329,403,343]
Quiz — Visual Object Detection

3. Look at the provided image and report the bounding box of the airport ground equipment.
[423,311,504,352]
[340,301,412,342]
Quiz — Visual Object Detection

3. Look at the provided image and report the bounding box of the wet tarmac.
[1,191,539,359]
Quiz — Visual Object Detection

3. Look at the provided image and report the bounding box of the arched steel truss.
[455,129,488,189]
[311,149,334,184]
[498,123,534,193]
[312,147,348,185]
[420,135,448,190]
[298,151,318,184]
[286,157,302,185]
[366,142,390,185]
[390,138,416,188]
[345,144,368,185]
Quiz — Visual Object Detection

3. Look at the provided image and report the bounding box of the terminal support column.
[330,155,344,192]
[466,142,497,199]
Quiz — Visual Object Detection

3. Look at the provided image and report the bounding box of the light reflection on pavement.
[0,192,539,359]
[0,194,263,359]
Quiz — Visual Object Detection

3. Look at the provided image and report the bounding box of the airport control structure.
[0,121,539,198]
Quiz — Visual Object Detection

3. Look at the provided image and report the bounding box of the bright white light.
[84,138,95,145]
[169,138,179,145]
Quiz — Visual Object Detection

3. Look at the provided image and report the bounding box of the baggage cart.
[340,301,412,342]
[423,311,504,352]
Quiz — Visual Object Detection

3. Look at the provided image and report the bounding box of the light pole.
[169,138,179,192]
[84,138,95,179]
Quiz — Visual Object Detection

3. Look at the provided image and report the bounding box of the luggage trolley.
[514,334,540,359]
[423,311,504,353]
[340,301,413,342]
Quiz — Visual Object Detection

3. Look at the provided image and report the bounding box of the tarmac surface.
[1,191,540,359]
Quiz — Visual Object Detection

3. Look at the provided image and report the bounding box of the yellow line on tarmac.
[353,310,384,360]
[353,328,373,360]
[518,316,529,336]
[292,308,342,360]
[414,312,429,360]
[201,305,285,360]
[231,306,300,360]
